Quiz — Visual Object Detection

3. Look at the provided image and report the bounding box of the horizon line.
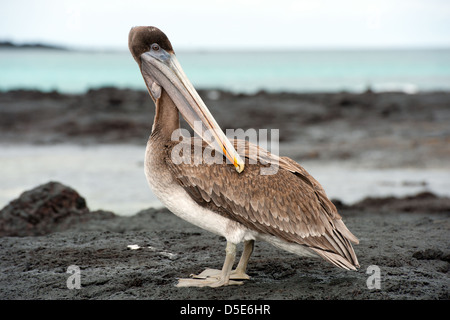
[1,40,450,53]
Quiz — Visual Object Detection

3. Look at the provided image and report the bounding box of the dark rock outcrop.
[0,181,114,237]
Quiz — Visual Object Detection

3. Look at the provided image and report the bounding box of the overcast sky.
[1,0,450,50]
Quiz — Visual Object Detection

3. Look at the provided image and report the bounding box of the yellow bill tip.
[234,159,245,173]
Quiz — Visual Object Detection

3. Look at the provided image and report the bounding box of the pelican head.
[128,26,244,173]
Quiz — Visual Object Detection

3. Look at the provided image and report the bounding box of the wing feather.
[165,138,359,269]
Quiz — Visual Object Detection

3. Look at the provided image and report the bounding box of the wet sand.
[0,88,449,300]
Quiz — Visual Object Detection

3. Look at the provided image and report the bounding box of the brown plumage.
[128,26,360,287]
[129,26,174,65]
[165,138,359,270]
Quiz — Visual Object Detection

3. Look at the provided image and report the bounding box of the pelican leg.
[176,242,243,287]
[191,240,254,280]
[233,239,254,279]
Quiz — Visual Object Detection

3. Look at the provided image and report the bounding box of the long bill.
[140,51,245,173]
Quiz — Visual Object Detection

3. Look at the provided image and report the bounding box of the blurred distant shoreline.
[1,86,449,169]
[0,41,67,51]
[2,40,450,52]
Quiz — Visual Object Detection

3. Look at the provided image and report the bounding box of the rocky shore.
[1,88,449,168]
[0,181,448,300]
[0,88,449,300]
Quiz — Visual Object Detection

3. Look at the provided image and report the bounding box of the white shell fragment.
[127,244,178,260]
[127,244,141,250]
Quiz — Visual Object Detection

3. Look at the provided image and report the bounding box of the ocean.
[1,48,450,94]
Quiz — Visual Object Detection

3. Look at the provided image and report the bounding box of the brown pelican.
[128,26,359,287]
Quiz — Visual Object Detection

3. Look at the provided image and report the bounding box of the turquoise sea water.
[1,48,450,94]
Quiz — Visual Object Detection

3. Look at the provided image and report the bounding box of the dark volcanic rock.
[0,181,114,237]
[0,181,449,299]
[413,248,450,262]
[350,192,450,213]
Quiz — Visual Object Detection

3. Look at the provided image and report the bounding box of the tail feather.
[309,221,360,270]
[311,246,359,270]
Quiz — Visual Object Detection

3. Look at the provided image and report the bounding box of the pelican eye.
[151,43,160,51]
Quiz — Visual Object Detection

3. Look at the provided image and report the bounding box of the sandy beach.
[0,88,449,300]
